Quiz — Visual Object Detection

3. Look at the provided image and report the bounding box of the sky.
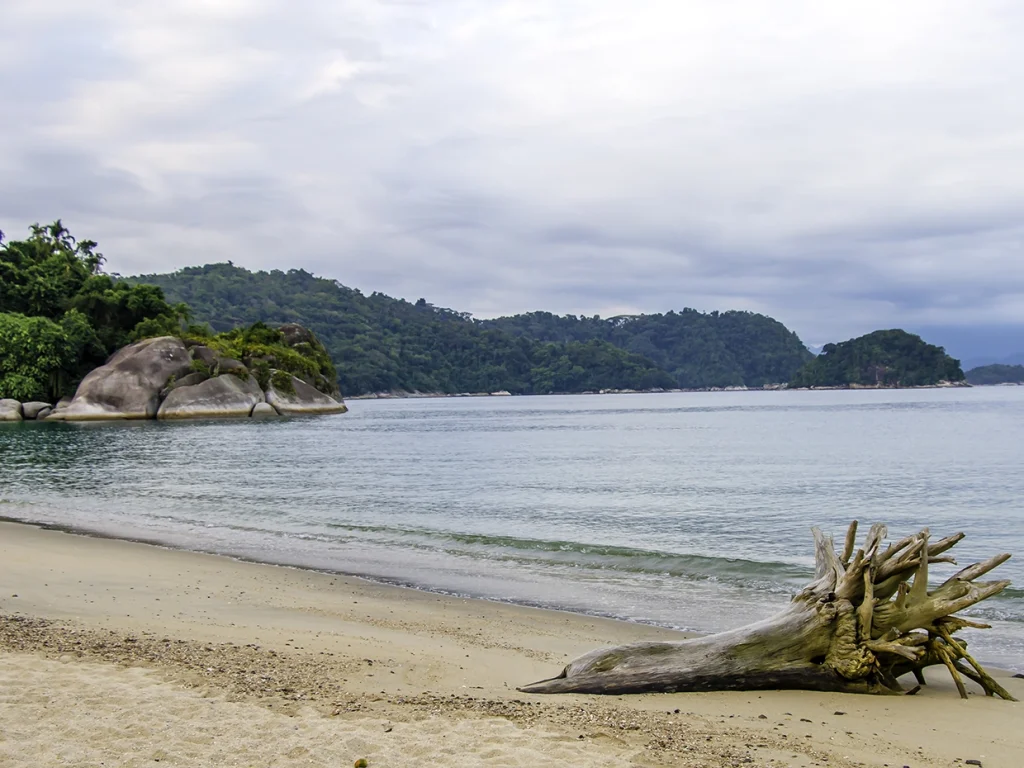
[2,1,1023,357]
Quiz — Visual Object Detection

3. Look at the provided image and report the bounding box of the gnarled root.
[519,522,1015,700]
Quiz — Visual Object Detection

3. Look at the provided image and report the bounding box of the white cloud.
[2,0,1023,348]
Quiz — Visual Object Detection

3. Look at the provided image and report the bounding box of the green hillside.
[483,310,813,389]
[126,264,675,395]
[966,364,1024,385]
[789,329,965,388]
[127,263,813,396]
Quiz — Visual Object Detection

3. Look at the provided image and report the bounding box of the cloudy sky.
[2,1,1023,356]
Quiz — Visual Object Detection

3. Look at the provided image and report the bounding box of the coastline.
[346,382,972,399]
[1,520,1022,767]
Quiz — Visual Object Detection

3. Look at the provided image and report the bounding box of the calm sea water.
[2,388,1022,670]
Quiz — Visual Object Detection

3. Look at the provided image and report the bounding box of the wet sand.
[1,520,1021,767]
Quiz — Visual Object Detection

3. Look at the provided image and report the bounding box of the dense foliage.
[189,321,340,396]
[0,222,187,401]
[127,263,811,395]
[788,330,965,388]
[483,310,813,388]
[965,363,1024,385]
[125,265,675,394]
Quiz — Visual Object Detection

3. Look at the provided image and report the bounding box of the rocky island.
[788,329,966,389]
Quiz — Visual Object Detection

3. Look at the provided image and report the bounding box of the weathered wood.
[519,522,1015,700]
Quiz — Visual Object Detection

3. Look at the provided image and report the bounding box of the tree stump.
[519,522,1015,700]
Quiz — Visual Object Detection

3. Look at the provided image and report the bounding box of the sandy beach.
[0,520,1020,767]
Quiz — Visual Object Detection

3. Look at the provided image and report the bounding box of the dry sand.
[0,520,1020,767]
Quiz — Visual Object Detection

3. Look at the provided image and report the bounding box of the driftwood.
[520,522,1016,700]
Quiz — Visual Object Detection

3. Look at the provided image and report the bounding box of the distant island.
[788,330,965,389]
[966,364,1024,385]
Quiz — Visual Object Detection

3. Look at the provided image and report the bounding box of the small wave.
[997,585,1024,600]
[318,522,811,590]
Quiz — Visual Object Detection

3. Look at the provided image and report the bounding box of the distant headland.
[965,364,1024,386]
[786,329,966,390]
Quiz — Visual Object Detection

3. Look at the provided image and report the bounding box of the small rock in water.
[1012,673,1024,679]
[833,710,846,715]
[965,760,983,767]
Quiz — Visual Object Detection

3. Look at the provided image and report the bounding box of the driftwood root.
[519,522,1015,700]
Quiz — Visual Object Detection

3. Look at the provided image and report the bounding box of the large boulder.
[169,371,209,390]
[0,399,23,421]
[47,337,193,421]
[157,373,265,420]
[159,371,208,400]
[190,345,219,368]
[187,345,248,378]
[21,401,52,420]
[279,323,315,347]
[216,357,248,376]
[250,402,279,418]
[265,373,347,415]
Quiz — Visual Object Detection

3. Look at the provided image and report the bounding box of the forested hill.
[483,310,812,389]
[127,263,813,396]
[966,364,1024,385]
[788,329,965,388]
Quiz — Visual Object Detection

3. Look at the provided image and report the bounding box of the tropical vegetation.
[192,321,340,396]
[128,263,813,395]
[965,363,1024,385]
[3,222,824,400]
[483,310,812,389]
[788,329,965,388]
[0,222,188,401]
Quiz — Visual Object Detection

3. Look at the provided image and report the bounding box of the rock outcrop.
[266,374,348,415]
[22,324,347,423]
[216,358,248,376]
[157,373,265,419]
[278,323,315,347]
[21,402,52,420]
[189,345,219,368]
[0,399,23,421]
[168,372,209,390]
[250,402,279,418]
[46,337,193,421]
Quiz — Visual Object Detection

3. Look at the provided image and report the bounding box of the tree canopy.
[127,263,812,396]
[482,309,812,389]
[0,222,187,401]
[2,224,821,401]
[789,330,965,388]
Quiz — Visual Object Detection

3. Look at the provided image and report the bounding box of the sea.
[1,387,1022,671]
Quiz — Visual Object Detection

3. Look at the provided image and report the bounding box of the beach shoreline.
[1,519,1022,767]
